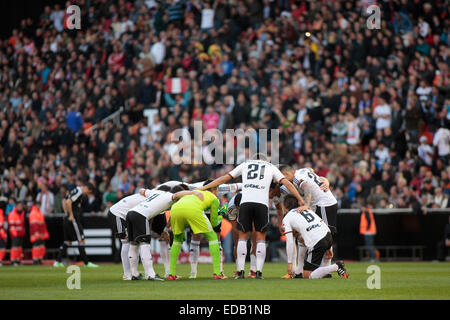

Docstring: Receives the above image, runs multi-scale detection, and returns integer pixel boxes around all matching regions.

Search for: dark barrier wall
[5,211,450,261]
[336,212,450,260]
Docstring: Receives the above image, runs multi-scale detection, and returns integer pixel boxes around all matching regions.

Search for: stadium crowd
[0,0,449,228]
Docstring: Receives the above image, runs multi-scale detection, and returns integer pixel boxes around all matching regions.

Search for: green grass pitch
[0,262,449,300]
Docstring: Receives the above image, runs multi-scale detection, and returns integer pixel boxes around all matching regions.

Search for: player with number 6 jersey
[282,194,348,279]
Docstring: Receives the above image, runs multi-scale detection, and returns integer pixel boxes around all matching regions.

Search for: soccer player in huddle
[125,184,200,280]
[282,194,348,279]
[158,180,241,279]
[280,166,337,276]
[109,187,149,280]
[168,184,224,280]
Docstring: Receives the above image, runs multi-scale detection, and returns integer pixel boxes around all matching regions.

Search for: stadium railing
[84,106,124,135]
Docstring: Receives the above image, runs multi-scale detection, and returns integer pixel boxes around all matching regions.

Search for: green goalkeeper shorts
[170,205,214,235]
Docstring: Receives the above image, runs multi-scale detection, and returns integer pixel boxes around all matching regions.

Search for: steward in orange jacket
[8,202,26,265]
[360,208,377,235]
[29,204,49,264]
[360,207,377,261]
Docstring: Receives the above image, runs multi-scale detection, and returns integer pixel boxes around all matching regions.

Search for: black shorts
[316,203,338,237]
[126,211,151,243]
[63,216,85,242]
[109,211,127,239]
[303,232,333,271]
[151,213,167,235]
[236,202,269,233]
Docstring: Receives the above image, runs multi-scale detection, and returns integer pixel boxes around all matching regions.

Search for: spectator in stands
[35,182,54,216]
[418,136,434,167]
[0,0,448,220]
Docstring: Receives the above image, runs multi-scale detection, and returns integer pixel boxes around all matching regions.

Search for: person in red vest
[0,207,6,266]
[8,202,26,266]
[360,204,377,262]
[29,202,49,265]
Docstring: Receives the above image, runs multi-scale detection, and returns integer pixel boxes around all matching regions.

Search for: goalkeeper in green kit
[168,184,225,280]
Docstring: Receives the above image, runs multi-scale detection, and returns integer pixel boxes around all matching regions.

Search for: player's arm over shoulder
[172,189,205,202]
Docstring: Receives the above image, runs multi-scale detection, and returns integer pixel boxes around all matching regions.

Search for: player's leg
[321,246,333,267]
[55,218,72,267]
[309,261,348,279]
[235,230,249,278]
[231,220,238,260]
[111,212,130,279]
[126,212,142,279]
[309,247,347,278]
[303,238,327,279]
[293,242,307,277]
[55,240,71,267]
[139,239,161,280]
[214,228,225,276]
[212,218,225,277]
[168,207,187,279]
[317,204,338,239]
[74,221,97,268]
[168,232,184,279]
[304,233,348,278]
[189,232,201,278]
[185,210,224,279]
[203,230,223,278]
[155,215,171,278]
[254,232,267,279]
[120,239,131,279]
[253,203,270,279]
[159,238,170,278]
[235,203,252,278]
[140,216,164,280]
[249,227,257,278]
[150,214,171,278]
[325,204,338,239]
[118,217,131,279]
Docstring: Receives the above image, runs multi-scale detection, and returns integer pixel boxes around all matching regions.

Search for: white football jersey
[282,208,330,248]
[110,193,148,220]
[129,190,174,220]
[293,168,337,207]
[228,160,285,207]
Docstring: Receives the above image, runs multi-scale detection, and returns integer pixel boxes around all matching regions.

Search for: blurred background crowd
[0,0,449,224]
